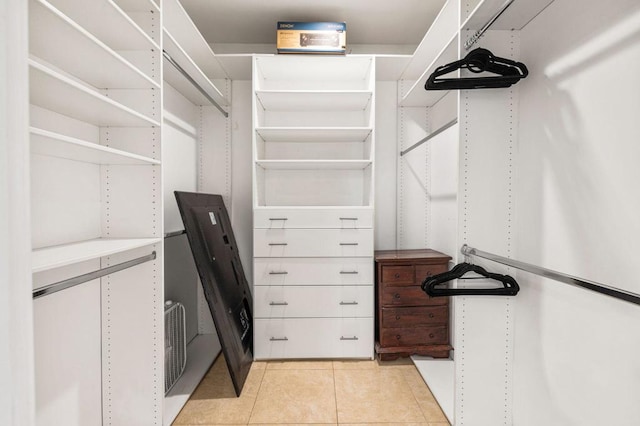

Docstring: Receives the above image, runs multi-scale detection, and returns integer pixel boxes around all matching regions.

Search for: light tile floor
[173,355,450,426]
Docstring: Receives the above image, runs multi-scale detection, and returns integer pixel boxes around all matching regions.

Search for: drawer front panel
[254,286,373,318]
[254,318,374,359]
[254,228,373,257]
[381,286,447,307]
[254,257,373,286]
[379,326,448,347]
[254,208,373,229]
[381,265,414,285]
[381,305,448,327]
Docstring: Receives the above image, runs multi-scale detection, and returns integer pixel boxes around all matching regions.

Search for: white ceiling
[180,0,447,48]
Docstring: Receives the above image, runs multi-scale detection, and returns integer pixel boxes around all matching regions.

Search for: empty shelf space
[255,90,373,111]
[32,237,161,273]
[29,59,160,127]
[400,34,458,107]
[45,0,158,51]
[256,160,372,170]
[163,30,228,107]
[30,127,160,165]
[163,0,228,81]
[462,0,556,31]
[256,127,372,143]
[30,0,158,90]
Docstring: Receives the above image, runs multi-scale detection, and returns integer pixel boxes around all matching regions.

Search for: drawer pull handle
[429,333,435,339]
[339,217,358,221]
[340,243,359,246]
[269,301,288,306]
[269,271,288,275]
[340,336,359,341]
[269,218,288,221]
[340,271,359,275]
[396,335,401,340]
[394,273,401,278]
[268,243,288,246]
[339,301,359,305]
[394,293,400,299]
[270,337,288,341]
[395,315,401,320]
[429,313,435,318]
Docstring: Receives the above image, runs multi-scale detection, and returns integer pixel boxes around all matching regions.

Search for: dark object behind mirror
[175,191,253,396]
[422,262,520,297]
[425,48,528,90]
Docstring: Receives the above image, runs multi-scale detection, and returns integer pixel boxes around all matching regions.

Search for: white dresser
[251,55,375,359]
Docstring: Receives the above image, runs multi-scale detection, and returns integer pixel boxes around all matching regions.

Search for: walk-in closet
[2,0,639,425]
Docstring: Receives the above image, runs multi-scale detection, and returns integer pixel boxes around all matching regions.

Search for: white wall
[514,0,640,424]
[0,0,35,424]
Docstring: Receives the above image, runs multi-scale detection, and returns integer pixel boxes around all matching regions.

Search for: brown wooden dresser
[374,249,452,361]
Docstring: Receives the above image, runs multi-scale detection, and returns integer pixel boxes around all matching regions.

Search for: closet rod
[32,251,157,299]
[400,118,457,156]
[165,230,186,238]
[162,50,229,118]
[464,0,515,50]
[461,244,640,306]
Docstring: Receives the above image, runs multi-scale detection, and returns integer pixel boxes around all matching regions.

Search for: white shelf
[114,0,159,13]
[30,127,160,165]
[163,29,228,107]
[462,0,556,31]
[32,237,161,273]
[29,58,160,127]
[47,0,158,51]
[162,0,228,81]
[256,127,372,143]
[400,33,458,107]
[400,0,459,81]
[412,356,454,424]
[256,90,372,111]
[30,0,159,90]
[164,334,219,426]
[256,160,372,170]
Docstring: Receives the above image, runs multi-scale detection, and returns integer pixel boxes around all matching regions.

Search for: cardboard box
[277,22,346,54]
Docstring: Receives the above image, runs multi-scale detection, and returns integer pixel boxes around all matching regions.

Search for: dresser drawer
[254,228,373,257]
[254,318,374,359]
[254,285,373,318]
[254,257,373,286]
[254,208,373,229]
[379,325,448,347]
[381,306,448,327]
[381,285,447,307]
[381,263,448,286]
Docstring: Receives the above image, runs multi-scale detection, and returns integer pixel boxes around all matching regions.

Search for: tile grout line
[402,365,430,424]
[332,361,339,425]
[247,362,268,425]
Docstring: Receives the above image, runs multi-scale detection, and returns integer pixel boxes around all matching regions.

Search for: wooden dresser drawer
[381,305,448,327]
[254,318,374,359]
[381,285,446,307]
[254,257,373,286]
[381,265,414,285]
[254,285,373,318]
[379,325,448,347]
[254,228,373,258]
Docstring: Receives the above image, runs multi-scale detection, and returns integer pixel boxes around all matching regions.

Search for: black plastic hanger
[425,48,528,90]
[421,262,520,297]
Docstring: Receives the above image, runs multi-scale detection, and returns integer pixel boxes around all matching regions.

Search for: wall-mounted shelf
[400,34,458,107]
[256,90,372,111]
[256,127,372,142]
[29,59,160,127]
[163,0,229,81]
[30,127,161,165]
[462,0,556,31]
[30,0,159,90]
[32,237,161,274]
[45,0,158,51]
[256,160,372,171]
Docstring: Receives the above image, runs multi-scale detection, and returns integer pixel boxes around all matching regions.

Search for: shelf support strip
[400,118,457,156]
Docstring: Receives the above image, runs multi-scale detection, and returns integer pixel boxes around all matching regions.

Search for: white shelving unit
[29,0,163,423]
[252,55,376,360]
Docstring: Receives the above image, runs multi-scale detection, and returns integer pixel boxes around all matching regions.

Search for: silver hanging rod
[162,50,229,118]
[164,230,186,238]
[461,244,640,306]
[33,251,157,299]
[400,118,457,156]
[464,0,515,50]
